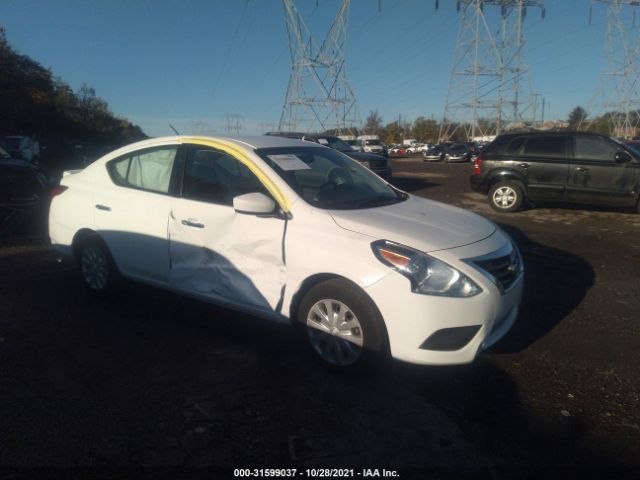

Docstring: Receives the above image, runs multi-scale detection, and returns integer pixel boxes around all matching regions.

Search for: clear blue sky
[0,0,628,137]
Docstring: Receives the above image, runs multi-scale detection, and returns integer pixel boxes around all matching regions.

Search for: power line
[439,0,545,142]
[279,0,359,133]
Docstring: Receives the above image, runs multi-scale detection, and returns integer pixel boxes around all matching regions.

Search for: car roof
[118,135,319,152]
[495,131,610,139]
[265,132,341,142]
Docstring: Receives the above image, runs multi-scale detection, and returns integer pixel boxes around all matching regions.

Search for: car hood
[329,195,496,253]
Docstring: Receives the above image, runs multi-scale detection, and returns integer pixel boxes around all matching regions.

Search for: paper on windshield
[267,154,311,171]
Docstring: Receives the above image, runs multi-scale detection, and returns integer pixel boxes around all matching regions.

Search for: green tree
[568,106,588,130]
[0,24,145,143]
[363,110,383,135]
[412,117,439,143]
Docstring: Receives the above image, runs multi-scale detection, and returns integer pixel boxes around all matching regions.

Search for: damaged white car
[49,135,524,370]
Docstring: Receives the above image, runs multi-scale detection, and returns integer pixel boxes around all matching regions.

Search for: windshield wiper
[353,195,401,208]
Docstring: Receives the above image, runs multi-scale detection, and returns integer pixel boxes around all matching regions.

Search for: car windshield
[365,139,381,146]
[256,146,406,210]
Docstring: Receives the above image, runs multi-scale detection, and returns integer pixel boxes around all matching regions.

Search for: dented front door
[168,145,287,314]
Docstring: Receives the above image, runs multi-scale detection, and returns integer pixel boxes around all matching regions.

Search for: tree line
[344,107,637,145]
[0,26,145,146]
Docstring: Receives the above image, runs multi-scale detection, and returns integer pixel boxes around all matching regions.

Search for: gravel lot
[0,157,638,477]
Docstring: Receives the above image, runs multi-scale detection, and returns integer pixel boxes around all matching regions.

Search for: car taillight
[473,157,482,175]
[50,185,68,198]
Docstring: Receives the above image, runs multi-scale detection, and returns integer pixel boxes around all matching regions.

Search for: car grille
[469,245,522,294]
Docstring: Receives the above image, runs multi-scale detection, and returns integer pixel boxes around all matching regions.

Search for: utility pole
[279,0,359,134]
[224,113,244,135]
[532,93,540,127]
[584,0,640,138]
[438,0,545,142]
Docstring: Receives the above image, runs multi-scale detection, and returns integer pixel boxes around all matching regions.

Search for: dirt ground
[0,158,638,478]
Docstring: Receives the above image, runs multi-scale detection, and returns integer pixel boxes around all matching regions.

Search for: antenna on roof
[169,124,180,135]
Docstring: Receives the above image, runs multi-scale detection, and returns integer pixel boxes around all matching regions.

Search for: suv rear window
[505,137,526,154]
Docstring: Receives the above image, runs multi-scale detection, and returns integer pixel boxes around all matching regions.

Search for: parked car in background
[406,143,425,154]
[357,135,385,156]
[343,138,365,152]
[423,145,445,162]
[265,132,391,179]
[49,135,523,370]
[471,131,640,213]
[0,144,50,217]
[393,146,408,155]
[3,135,40,163]
[444,143,473,163]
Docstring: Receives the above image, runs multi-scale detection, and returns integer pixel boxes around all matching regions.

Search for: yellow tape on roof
[180,136,290,212]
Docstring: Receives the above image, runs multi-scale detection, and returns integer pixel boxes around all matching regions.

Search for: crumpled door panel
[168,201,287,313]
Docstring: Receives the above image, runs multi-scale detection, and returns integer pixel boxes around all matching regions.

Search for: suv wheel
[489,181,524,213]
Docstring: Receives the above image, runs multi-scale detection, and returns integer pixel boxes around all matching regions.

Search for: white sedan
[49,135,523,370]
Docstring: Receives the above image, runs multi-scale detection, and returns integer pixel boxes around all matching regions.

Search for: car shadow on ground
[523,200,637,215]
[401,205,596,358]
[486,223,595,354]
[0,247,634,473]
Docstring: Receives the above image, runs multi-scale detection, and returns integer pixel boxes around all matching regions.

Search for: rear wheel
[77,236,118,293]
[488,181,524,213]
[297,278,388,371]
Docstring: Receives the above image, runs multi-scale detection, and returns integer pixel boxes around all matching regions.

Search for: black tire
[297,278,388,371]
[76,235,119,293]
[488,181,524,213]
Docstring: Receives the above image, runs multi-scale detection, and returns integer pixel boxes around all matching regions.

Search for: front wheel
[297,279,388,371]
[488,181,524,213]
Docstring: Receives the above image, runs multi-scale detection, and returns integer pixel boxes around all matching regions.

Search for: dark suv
[265,132,391,179]
[470,131,640,213]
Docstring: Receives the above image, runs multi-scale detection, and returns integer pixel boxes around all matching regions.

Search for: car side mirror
[615,151,631,163]
[233,192,276,215]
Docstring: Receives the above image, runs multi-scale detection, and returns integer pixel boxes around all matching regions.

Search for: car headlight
[371,240,482,297]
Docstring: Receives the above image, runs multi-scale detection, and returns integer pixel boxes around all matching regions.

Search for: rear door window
[522,136,567,158]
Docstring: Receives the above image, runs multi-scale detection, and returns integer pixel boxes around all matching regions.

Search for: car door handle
[518,163,529,169]
[181,219,205,229]
[95,204,111,211]
[575,167,588,172]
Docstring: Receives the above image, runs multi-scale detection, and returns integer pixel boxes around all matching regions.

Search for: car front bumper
[364,234,523,365]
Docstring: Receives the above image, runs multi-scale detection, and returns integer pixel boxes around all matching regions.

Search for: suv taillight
[473,156,482,175]
[50,185,68,198]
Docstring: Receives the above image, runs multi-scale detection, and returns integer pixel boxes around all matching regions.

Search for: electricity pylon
[439,0,544,142]
[279,0,359,134]
[583,1,640,138]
